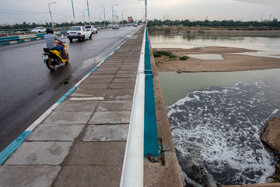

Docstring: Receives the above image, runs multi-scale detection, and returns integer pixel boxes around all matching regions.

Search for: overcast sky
[0,0,279,24]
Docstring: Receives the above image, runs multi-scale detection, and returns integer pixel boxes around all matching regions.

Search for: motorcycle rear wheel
[46,57,55,71]
[65,54,69,65]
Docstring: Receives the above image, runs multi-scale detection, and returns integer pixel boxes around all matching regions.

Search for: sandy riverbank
[153,46,280,72]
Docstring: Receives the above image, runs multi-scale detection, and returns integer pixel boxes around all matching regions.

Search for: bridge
[0,26,183,186]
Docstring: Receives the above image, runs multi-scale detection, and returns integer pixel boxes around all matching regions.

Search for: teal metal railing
[144,28,159,157]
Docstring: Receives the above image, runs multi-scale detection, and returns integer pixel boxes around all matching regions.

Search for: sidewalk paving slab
[97,100,132,111]
[65,142,125,165]
[0,166,60,187]
[4,142,72,165]
[93,69,119,75]
[112,77,136,83]
[72,89,106,97]
[88,74,115,79]
[44,111,92,124]
[79,83,109,90]
[27,124,84,141]
[104,88,134,100]
[55,100,99,112]
[83,125,129,141]
[82,78,113,84]
[89,111,131,125]
[115,73,137,78]
[109,82,135,89]
[54,166,122,187]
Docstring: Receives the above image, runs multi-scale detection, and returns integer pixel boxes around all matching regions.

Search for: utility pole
[100,6,106,26]
[112,4,118,23]
[71,0,76,24]
[87,0,90,23]
[145,0,147,24]
[48,2,56,30]
[167,14,170,27]
[115,10,118,22]
[122,10,126,26]
[83,9,88,24]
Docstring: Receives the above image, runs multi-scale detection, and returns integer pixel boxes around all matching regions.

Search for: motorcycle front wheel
[46,57,56,71]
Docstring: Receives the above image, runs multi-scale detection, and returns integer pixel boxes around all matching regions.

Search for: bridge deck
[0,27,182,187]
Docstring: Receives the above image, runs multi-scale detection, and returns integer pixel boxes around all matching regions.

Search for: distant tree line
[148,19,280,30]
[0,20,131,30]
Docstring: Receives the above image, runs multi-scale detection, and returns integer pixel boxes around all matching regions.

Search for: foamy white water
[167,78,279,186]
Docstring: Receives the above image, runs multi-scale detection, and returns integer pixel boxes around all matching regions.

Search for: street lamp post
[114,10,118,21]
[83,9,88,24]
[48,2,56,30]
[112,4,118,23]
[100,6,106,26]
[122,10,126,26]
[71,0,75,24]
[86,0,90,23]
[145,0,147,24]
[138,0,147,24]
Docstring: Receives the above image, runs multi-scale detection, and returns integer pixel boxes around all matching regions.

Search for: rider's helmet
[46,28,54,34]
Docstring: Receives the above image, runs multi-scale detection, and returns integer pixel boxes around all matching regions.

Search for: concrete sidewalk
[0,26,183,187]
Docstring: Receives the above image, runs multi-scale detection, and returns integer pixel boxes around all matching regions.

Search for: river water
[149,33,280,186]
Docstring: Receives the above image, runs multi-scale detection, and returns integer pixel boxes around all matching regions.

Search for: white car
[85,25,98,34]
[66,26,92,42]
[112,24,119,29]
[31,27,46,33]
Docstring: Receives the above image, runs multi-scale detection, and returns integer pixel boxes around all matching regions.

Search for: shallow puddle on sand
[187,54,224,60]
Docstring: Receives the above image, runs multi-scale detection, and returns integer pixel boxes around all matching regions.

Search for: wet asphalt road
[0,26,139,151]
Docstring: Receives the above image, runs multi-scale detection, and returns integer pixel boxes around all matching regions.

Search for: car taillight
[66,33,69,35]
[78,33,81,35]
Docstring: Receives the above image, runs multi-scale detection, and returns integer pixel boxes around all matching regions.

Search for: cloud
[1,0,280,24]
[234,0,280,6]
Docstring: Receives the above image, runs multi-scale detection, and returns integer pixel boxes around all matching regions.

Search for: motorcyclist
[44,28,66,59]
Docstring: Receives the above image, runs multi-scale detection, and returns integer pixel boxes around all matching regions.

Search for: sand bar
[154,46,280,72]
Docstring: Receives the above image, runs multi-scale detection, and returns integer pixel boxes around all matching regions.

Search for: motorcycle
[42,41,69,70]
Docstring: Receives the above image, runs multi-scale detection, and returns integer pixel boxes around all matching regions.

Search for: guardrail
[0,36,20,42]
[0,31,68,46]
[0,27,71,37]
[120,26,146,187]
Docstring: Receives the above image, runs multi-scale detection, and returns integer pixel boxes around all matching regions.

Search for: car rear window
[69,27,81,31]
[85,26,91,28]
